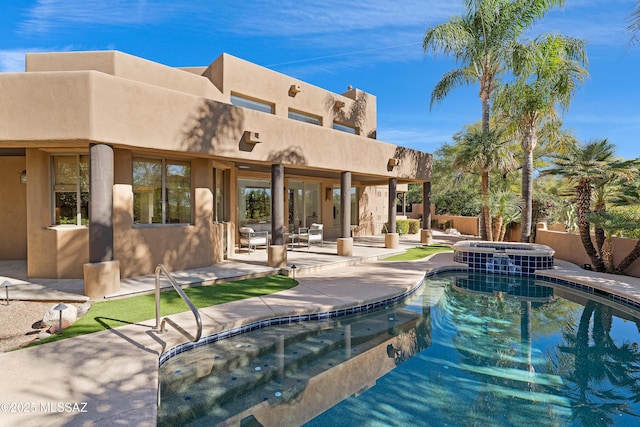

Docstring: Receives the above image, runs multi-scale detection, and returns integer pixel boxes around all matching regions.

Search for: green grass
[31,274,296,347]
[382,244,452,261]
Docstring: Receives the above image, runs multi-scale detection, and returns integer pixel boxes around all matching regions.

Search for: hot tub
[452,241,555,275]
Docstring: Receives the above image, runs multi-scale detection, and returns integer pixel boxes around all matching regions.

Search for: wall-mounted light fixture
[334,100,345,109]
[289,84,302,97]
[388,158,401,168]
[325,187,332,201]
[20,170,27,184]
[243,131,262,144]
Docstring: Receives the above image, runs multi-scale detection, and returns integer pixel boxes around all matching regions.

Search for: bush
[408,219,420,234]
[397,219,410,235]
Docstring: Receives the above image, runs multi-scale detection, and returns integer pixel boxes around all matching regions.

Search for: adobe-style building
[0,50,432,297]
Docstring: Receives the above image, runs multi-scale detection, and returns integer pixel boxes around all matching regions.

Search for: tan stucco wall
[0,157,27,259]
[537,229,640,277]
[205,54,377,138]
[1,53,431,182]
[26,149,89,278]
[112,149,227,278]
[26,50,224,101]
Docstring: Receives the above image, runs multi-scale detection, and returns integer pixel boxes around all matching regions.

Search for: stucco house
[0,50,432,297]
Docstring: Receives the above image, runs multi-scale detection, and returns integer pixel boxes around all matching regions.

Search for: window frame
[132,157,192,226]
[230,93,274,114]
[51,153,89,227]
[333,122,358,134]
[288,109,322,126]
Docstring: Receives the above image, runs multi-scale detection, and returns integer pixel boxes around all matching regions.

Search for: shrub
[397,219,410,235]
[408,219,420,234]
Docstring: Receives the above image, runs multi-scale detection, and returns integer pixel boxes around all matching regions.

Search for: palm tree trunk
[602,237,614,274]
[576,181,605,272]
[481,170,493,241]
[594,201,606,257]
[520,136,534,243]
[481,97,491,241]
[615,239,640,274]
[493,214,503,242]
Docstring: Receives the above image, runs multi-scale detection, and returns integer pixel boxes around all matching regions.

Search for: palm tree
[452,123,519,241]
[628,1,640,45]
[494,34,588,242]
[423,0,564,240]
[545,139,638,273]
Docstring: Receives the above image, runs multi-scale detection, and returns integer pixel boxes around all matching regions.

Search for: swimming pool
[158,272,640,426]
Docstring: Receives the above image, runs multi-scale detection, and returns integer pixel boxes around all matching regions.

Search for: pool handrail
[154,264,202,343]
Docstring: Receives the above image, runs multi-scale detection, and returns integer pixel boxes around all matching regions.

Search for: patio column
[423,181,432,229]
[421,181,433,244]
[386,177,399,248]
[269,164,286,267]
[337,171,353,256]
[84,143,120,299]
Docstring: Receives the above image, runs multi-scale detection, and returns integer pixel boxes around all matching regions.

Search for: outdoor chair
[299,223,323,248]
[238,227,269,253]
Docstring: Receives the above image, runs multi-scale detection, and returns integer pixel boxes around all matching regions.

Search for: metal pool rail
[154,264,202,343]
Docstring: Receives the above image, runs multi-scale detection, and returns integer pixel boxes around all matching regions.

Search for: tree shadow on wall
[179,99,246,155]
[393,146,432,180]
[267,145,308,165]
[325,91,376,139]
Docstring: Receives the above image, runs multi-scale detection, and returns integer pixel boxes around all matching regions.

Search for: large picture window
[52,154,89,226]
[238,178,271,226]
[133,158,191,224]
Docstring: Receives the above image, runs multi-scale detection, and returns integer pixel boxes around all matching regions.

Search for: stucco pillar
[85,143,120,298]
[386,177,399,249]
[89,144,114,262]
[270,164,286,267]
[271,164,285,245]
[420,181,433,244]
[338,171,353,256]
[423,181,432,229]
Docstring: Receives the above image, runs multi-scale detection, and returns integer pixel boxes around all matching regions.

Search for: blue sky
[1,0,638,159]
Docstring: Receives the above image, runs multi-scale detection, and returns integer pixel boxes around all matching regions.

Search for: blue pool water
[158,272,640,426]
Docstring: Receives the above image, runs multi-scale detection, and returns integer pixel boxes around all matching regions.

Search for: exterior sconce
[334,100,345,109]
[20,170,27,184]
[289,85,301,97]
[243,131,262,144]
[325,187,332,201]
[388,158,401,168]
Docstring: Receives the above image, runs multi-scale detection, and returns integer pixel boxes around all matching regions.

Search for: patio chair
[238,227,269,253]
[299,223,323,248]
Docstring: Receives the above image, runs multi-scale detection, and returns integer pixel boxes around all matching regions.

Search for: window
[133,158,191,224]
[238,178,271,226]
[213,168,227,222]
[52,154,89,226]
[332,186,358,226]
[333,122,357,134]
[289,110,321,126]
[288,181,320,230]
[230,94,274,114]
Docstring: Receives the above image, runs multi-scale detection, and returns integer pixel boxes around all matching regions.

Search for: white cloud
[219,0,462,38]
[378,127,453,151]
[20,0,190,34]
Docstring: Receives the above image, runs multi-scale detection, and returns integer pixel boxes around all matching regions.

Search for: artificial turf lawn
[32,274,297,346]
[382,244,452,261]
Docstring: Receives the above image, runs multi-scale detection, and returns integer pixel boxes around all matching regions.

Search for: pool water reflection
[158,272,640,426]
